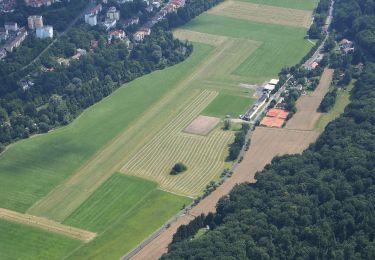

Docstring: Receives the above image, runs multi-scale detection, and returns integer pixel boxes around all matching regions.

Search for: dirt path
[286,69,334,130]
[0,208,96,242]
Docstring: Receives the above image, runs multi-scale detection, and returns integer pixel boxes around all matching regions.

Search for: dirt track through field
[208,0,313,28]
[286,68,334,130]
[0,208,96,242]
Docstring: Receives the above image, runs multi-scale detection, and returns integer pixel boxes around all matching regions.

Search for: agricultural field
[0,219,81,260]
[121,91,234,196]
[66,188,190,260]
[238,0,318,10]
[315,82,354,132]
[202,93,252,118]
[208,1,313,28]
[181,13,313,83]
[63,174,158,232]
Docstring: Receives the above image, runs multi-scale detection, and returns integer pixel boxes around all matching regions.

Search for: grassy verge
[202,93,253,118]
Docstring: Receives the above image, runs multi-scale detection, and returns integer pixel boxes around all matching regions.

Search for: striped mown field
[121,90,233,196]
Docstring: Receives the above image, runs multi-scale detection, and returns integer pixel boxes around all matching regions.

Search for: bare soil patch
[0,208,96,242]
[286,68,334,130]
[208,0,313,28]
[183,115,220,136]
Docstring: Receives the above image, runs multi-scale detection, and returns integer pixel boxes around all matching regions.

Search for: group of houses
[0,15,53,60]
[339,39,354,54]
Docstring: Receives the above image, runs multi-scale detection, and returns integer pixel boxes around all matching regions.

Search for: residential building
[108,29,126,42]
[36,25,53,39]
[0,49,7,60]
[4,22,17,31]
[107,6,120,21]
[133,27,151,42]
[4,27,27,52]
[28,15,43,29]
[88,4,102,15]
[123,17,139,28]
[85,14,97,26]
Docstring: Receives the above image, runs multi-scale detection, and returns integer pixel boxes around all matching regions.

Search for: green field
[202,93,252,117]
[238,0,318,10]
[0,43,213,214]
[182,14,312,83]
[66,188,190,259]
[0,219,81,260]
[315,83,354,132]
[64,174,158,232]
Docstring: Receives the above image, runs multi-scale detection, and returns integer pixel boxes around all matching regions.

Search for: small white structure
[269,79,279,85]
[264,84,275,91]
[36,25,53,39]
[4,22,18,31]
[103,19,117,30]
[85,14,98,26]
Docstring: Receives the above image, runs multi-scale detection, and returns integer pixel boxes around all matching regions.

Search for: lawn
[315,83,354,133]
[63,174,157,232]
[0,43,213,214]
[0,219,81,260]
[182,14,312,83]
[238,0,318,10]
[66,188,191,259]
[202,93,253,118]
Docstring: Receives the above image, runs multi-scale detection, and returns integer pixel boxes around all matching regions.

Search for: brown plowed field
[0,208,96,242]
[286,68,334,130]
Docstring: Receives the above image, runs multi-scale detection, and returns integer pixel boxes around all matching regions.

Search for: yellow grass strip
[0,208,96,242]
[173,29,229,46]
[208,0,313,28]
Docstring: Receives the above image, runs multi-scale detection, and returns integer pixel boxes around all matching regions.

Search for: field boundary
[0,208,96,242]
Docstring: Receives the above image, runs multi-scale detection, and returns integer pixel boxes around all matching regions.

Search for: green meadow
[202,93,253,118]
[182,14,312,83]
[238,0,318,10]
[66,186,190,259]
[0,219,81,260]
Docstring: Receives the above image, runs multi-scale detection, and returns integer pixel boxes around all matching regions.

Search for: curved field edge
[0,43,214,213]
[0,219,81,260]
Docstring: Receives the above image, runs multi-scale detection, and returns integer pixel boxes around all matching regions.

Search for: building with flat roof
[36,25,53,39]
[28,15,43,29]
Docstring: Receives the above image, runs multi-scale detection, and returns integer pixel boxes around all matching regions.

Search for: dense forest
[162,0,375,259]
[0,0,223,151]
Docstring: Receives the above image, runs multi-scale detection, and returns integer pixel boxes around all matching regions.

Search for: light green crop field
[0,43,213,214]
[66,189,190,259]
[63,174,157,232]
[238,0,318,10]
[202,93,253,118]
[182,14,312,83]
[0,219,81,260]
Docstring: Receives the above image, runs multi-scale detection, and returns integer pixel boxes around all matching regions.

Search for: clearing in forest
[208,0,313,28]
[121,91,234,197]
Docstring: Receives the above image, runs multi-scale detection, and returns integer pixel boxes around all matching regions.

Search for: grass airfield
[0,0,317,258]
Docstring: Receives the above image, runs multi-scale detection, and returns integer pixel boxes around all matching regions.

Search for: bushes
[227,123,249,161]
[319,88,338,112]
[170,163,187,175]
